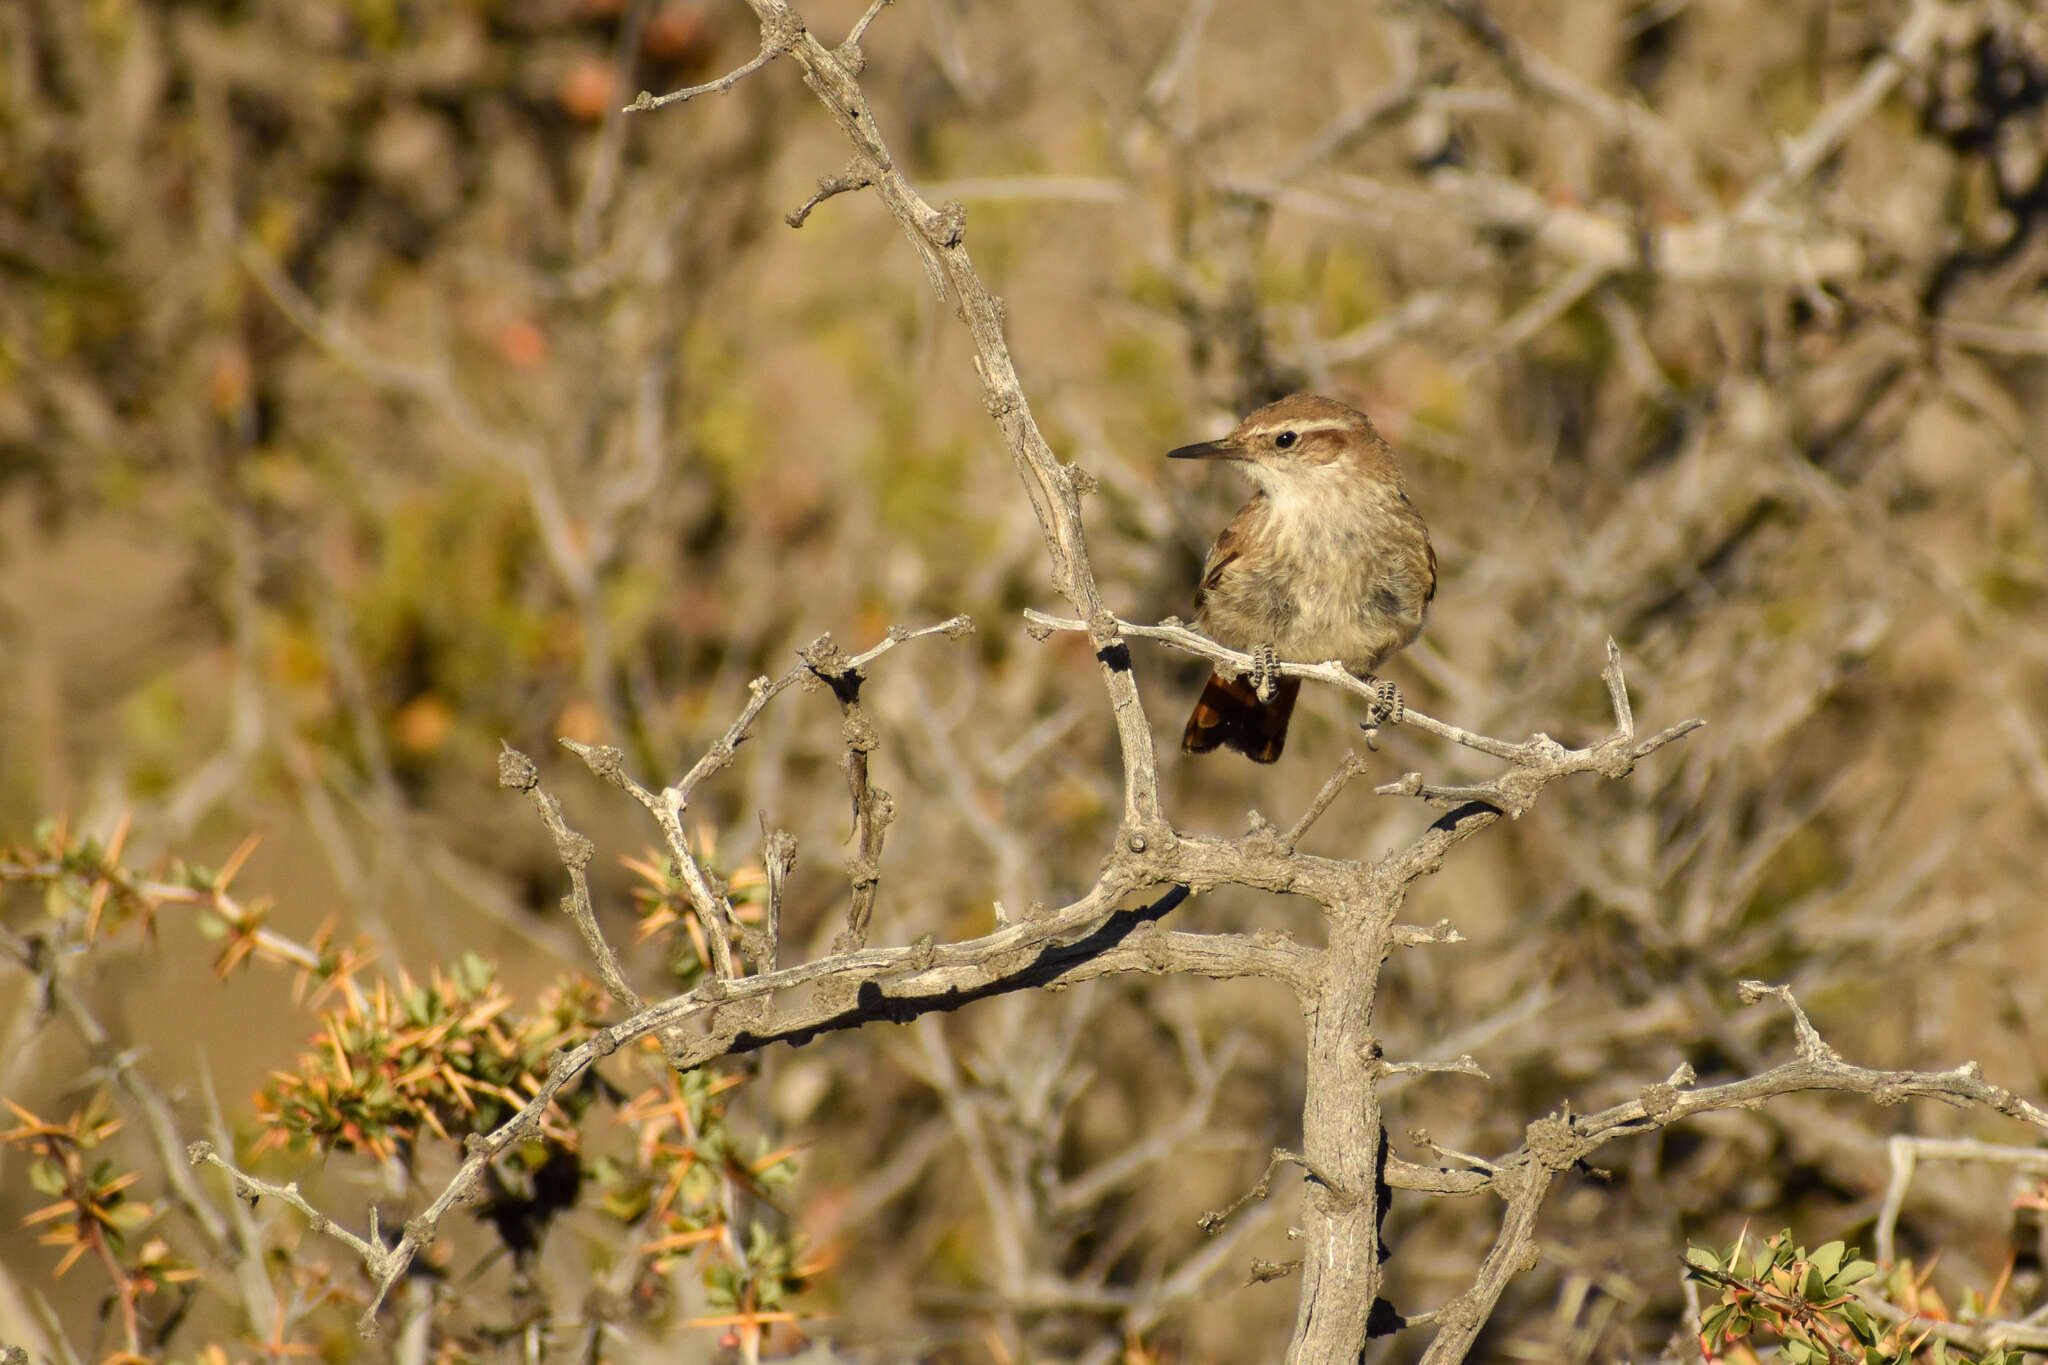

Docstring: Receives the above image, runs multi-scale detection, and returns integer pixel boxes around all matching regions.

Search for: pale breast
[1199,482,1431,674]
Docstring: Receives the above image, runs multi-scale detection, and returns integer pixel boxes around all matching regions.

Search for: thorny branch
[198,598,1696,1342]
[194,864,1302,1329]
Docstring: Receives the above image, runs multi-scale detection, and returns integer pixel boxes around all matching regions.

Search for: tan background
[4,0,2048,1358]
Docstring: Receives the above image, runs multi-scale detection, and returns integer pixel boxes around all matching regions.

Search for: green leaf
[455,951,495,995]
[28,1158,68,1197]
[746,1220,778,1262]
[1836,1258,1878,1286]
[704,1263,741,1309]
[1685,1245,1722,1272]
[106,1199,153,1230]
[1810,1240,1846,1281]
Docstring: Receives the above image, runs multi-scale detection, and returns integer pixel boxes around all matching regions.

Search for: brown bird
[1170,393,1436,762]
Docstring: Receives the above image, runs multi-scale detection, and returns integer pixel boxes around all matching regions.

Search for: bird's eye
[1274,431,1297,448]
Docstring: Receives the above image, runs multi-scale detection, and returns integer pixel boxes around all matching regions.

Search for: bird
[1169,393,1436,762]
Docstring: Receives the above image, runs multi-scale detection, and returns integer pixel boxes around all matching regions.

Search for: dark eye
[1274,431,1297,448]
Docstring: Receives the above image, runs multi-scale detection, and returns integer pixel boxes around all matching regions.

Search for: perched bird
[1170,393,1436,762]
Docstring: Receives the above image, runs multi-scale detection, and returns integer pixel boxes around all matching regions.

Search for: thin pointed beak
[1166,438,1241,461]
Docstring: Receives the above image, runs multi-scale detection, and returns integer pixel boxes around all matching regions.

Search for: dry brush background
[4,0,2048,1359]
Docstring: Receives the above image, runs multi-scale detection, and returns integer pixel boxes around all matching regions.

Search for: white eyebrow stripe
[1246,417,1356,437]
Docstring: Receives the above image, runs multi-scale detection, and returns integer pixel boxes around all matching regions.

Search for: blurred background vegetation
[4,0,2048,1359]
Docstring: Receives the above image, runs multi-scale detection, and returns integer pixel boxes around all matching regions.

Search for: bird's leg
[1355,676,1405,748]
[1368,678,1404,727]
[1250,644,1279,704]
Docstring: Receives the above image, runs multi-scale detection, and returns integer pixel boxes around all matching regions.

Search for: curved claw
[1357,679,1405,749]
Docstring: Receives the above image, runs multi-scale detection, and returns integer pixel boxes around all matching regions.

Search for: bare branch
[1852,1286,2048,1355]
[1282,751,1371,850]
[559,737,742,983]
[722,0,1169,834]
[1423,0,1711,212]
[625,34,790,113]
[797,633,897,953]
[1736,0,1948,218]
[1738,978,1842,1064]
[1217,170,1864,286]
[1405,982,2048,1362]
[758,816,797,974]
[1140,0,1217,126]
[1876,1134,2048,1267]
[1273,18,1427,182]
[497,745,646,1013]
[1023,609,1705,776]
[188,1141,400,1289]
[785,162,876,228]
[1451,258,1611,378]
[1198,1147,1325,1234]
[672,616,973,810]
[1377,1054,1488,1082]
[843,0,894,52]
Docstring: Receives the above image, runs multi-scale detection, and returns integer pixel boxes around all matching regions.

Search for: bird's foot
[1250,644,1280,704]
[1357,678,1405,748]
[1368,678,1404,728]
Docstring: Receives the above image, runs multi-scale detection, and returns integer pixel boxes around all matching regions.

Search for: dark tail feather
[1183,673,1300,763]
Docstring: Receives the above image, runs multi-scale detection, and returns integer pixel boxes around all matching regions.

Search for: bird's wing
[1397,490,1437,609]
[1422,529,1438,609]
[1195,494,1268,613]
